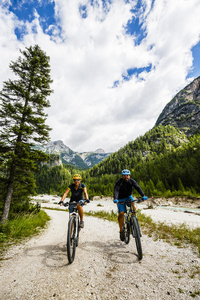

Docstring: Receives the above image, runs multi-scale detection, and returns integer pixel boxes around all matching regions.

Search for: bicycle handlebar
[58,199,90,207]
[114,197,148,205]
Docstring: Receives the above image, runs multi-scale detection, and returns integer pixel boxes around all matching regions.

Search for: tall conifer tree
[0,45,53,224]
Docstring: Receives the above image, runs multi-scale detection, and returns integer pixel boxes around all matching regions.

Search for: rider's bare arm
[83,187,89,202]
[60,188,70,204]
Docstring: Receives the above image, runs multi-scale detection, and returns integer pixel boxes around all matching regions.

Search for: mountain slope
[88,76,200,177]
[36,140,111,169]
[88,125,189,177]
[155,76,200,135]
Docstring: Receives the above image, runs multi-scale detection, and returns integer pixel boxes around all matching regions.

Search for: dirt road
[0,205,199,300]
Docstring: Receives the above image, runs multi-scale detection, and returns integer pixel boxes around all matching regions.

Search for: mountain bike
[62,199,90,264]
[114,197,144,260]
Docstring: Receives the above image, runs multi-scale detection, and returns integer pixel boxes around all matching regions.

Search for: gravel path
[0,197,200,300]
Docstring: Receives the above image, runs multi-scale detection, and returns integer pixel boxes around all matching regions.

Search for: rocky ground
[0,196,199,299]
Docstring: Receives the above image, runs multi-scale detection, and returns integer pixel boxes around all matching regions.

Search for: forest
[34,125,200,199]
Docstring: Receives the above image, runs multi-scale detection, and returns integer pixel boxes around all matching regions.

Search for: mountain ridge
[155,76,200,135]
[36,140,111,169]
[87,76,200,177]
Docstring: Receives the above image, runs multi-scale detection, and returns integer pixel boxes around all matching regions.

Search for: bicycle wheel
[67,216,77,264]
[76,218,80,247]
[131,216,143,260]
[123,215,130,244]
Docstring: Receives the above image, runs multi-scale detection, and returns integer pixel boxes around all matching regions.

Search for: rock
[156,76,200,136]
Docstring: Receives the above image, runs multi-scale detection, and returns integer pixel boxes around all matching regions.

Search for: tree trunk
[1,164,15,224]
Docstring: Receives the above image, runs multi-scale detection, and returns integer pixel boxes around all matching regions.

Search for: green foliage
[0,210,50,255]
[85,210,118,222]
[34,164,85,196]
[87,125,188,177]
[0,45,53,222]
[84,126,200,198]
[133,133,200,196]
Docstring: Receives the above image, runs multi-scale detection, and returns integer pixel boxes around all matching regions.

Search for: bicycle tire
[76,219,80,247]
[131,216,143,260]
[67,216,77,264]
[123,215,130,244]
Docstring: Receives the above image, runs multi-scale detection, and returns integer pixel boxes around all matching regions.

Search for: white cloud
[0,0,200,152]
[0,6,21,87]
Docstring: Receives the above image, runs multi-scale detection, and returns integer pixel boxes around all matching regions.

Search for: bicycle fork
[131,216,142,237]
[124,213,130,229]
[75,216,79,242]
[69,214,79,240]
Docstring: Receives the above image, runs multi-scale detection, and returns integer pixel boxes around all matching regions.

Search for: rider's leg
[117,200,126,232]
[129,195,136,213]
[118,211,124,232]
[131,202,136,213]
[77,205,84,221]
[117,199,126,240]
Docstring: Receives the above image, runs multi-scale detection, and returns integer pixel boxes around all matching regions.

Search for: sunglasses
[74,179,80,182]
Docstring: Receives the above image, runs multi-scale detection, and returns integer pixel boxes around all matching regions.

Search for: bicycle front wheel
[131,216,143,260]
[67,216,77,264]
[76,219,80,247]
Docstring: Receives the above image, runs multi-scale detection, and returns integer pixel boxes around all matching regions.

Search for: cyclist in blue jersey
[114,169,148,241]
[60,174,89,228]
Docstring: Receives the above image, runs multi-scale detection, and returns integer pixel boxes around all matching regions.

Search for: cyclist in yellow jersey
[60,174,89,228]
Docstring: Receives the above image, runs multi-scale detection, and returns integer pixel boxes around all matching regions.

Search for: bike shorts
[69,200,84,213]
[117,195,134,213]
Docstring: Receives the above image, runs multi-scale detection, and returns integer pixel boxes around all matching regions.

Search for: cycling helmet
[121,169,131,175]
[73,174,82,180]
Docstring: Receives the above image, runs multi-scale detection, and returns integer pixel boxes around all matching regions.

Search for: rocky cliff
[37,140,111,169]
[155,76,200,135]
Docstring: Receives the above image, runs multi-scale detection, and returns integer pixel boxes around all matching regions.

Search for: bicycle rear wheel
[131,216,143,260]
[123,216,130,244]
[67,216,77,264]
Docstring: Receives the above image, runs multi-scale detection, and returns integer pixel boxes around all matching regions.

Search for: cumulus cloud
[0,0,200,152]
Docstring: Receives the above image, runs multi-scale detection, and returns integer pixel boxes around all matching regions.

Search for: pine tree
[0,45,53,224]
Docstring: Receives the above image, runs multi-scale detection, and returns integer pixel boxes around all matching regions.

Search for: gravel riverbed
[0,196,199,299]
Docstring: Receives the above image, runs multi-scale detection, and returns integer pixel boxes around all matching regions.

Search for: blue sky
[187,42,200,79]
[1,0,200,152]
[7,0,58,39]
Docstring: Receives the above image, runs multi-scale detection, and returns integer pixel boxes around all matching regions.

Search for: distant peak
[46,140,71,152]
[95,148,105,153]
[52,140,64,145]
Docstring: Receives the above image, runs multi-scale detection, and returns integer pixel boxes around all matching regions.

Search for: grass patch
[85,210,118,222]
[85,209,200,255]
[189,265,200,279]
[42,206,68,212]
[190,290,200,298]
[0,210,50,257]
[138,210,200,255]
